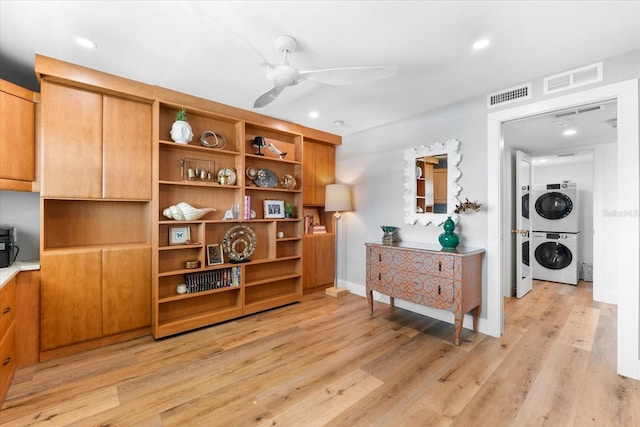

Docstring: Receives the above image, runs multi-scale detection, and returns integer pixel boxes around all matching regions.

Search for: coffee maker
[0,227,19,268]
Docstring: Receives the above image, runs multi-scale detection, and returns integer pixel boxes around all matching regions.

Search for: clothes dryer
[532,232,579,285]
[532,182,579,232]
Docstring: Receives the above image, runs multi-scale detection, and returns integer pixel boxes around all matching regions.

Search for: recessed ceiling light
[473,39,490,50]
[309,111,319,119]
[563,129,577,136]
[76,37,96,49]
[333,120,344,127]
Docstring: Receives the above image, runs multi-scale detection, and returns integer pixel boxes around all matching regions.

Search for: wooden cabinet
[0,277,16,404]
[0,79,37,192]
[302,138,337,293]
[365,242,484,345]
[41,81,152,199]
[303,140,335,206]
[152,101,304,338]
[40,246,151,357]
[40,250,102,351]
[102,246,151,336]
[37,58,154,360]
[302,233,335,294]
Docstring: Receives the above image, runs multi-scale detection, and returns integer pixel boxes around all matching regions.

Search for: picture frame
[207,244,224,266]
[169,226,190,245]
[263,199,285,219]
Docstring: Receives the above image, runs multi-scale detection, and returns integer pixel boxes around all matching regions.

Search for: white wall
[337,49,640,345]
[0,190,40,261]
[337,98,490,331]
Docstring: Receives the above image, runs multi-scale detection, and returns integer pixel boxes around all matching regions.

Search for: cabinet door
[0,87,35,182]
[103,96,152,200]
[314,233,335,287]
[314,142,335,205]
[41,82,103,198]
[302,141,316,205]
[102,246,151,335]
[40,250,102,350]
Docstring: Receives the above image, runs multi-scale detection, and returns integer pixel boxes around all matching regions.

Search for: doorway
[486,79,640,379]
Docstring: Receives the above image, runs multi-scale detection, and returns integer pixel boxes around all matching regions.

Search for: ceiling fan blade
[299,66,397,86]
[253,86,286,108]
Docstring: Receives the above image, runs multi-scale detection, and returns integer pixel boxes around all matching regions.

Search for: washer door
[534,242,572,270]
[535,192,573,220]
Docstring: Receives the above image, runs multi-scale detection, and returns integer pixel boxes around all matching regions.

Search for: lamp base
[325,287,349,298]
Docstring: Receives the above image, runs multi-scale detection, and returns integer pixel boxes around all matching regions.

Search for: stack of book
[184,267,241,293]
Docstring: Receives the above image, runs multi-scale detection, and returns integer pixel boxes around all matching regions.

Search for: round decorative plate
[222,224,257,262]
[246,167,258,182]
[280,174,297,190]
[217,167,237,185]
[253,168,278,188]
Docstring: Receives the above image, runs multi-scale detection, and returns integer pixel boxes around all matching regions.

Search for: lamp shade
[325,184,352,212]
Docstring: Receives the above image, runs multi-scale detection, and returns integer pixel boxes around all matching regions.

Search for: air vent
[543,62,603,95]
[487,83,532,108]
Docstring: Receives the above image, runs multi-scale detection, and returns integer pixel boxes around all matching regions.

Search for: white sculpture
[163,202,215,221]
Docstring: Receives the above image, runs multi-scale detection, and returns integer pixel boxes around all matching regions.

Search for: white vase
[170,120,193,144]
[416,166,422,178]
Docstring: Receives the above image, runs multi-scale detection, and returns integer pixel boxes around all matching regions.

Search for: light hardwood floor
[2,280,639,426]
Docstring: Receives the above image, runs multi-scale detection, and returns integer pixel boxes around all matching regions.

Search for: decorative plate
[246,167,258,182]
[217,167,237,185]
[222,224,257,263]
[253,168,278,188]
[280,174,297,190]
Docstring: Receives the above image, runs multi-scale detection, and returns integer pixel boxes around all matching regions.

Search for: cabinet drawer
[370,269,454,310]
[0,278,16,338]
[0,322,16,392]
[368,247,455,278]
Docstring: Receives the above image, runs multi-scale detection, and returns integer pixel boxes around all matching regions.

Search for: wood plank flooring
[2,280,639,426]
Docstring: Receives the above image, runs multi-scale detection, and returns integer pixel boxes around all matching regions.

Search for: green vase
[438,217,460,251]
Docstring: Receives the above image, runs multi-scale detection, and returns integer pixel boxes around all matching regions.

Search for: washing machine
[532,181,579,232]
[532,232,579,285]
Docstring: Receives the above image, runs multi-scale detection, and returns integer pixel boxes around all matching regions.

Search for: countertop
[0,261,40,289]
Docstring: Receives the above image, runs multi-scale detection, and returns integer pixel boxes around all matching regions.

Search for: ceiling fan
[253,35,397,108]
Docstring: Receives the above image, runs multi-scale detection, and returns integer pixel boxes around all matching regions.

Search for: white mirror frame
[403,138,462,226]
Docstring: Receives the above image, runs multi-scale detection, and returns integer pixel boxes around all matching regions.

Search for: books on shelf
[184,267,241,294]
[312,225,326,234]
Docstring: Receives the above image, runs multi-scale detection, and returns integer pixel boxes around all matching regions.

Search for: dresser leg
[367,290,373,315]
[454,311,463,346]
[472,306,480,332]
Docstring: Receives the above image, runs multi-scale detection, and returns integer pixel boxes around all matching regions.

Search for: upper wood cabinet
[41,81,152,199]
[0,79,37,191]
[303,140,335,206]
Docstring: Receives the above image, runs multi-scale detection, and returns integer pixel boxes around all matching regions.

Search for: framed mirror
[403,139,461,226]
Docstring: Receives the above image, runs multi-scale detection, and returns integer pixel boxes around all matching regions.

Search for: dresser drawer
[368,246,455,278]
[0,277,16,338]
[370,268,454,310]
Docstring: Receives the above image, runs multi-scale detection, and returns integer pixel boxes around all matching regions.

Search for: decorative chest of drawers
[365,242,484,345]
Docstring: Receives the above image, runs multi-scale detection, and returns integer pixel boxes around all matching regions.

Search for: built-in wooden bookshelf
[153,101,304,338]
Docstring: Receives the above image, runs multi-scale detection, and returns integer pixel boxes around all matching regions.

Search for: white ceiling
[503,100,618,155]
[1,1,639,137]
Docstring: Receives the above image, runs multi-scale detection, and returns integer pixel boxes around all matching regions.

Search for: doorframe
[486,79,639,379]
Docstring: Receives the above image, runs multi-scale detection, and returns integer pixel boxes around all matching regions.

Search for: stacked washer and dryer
[531,181,580,285]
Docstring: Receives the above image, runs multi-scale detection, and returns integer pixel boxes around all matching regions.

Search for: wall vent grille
[487,83,531,108]
[543,62,603,95]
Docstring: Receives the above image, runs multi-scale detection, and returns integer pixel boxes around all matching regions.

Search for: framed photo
[207,244,224,266]
[264,199,285,219]
[169,226,190,245]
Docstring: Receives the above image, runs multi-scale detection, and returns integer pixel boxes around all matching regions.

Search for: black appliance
[0,227,19,268]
